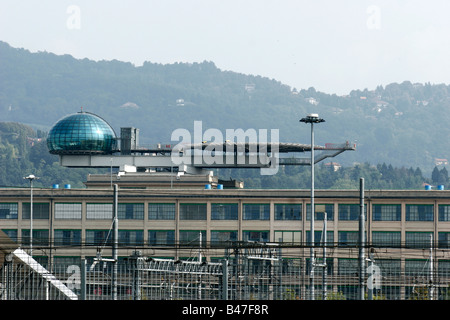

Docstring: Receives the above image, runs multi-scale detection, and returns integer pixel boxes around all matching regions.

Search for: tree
[441,167,449,185]
[431,166,448,186]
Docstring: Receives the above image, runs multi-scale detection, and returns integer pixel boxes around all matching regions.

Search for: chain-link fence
[2,244,450,300]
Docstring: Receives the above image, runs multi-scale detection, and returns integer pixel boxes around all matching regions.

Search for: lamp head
[24,174,39,181]
[300,113,325,123]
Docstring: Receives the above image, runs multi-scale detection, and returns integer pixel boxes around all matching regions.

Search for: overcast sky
[1,0,449,95]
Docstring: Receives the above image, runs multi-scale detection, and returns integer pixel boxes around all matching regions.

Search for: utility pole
[322,212,327,300]
[112,184,118,300]
[199,231,203,262]
[429,233,434,300]
[359,178,365,300]
[300,113,325,300]
[199,231,203,300]
[367,248,374,300]
[24,174,39,256]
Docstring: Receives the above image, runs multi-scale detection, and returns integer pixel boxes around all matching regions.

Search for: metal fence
[2,244,450,300]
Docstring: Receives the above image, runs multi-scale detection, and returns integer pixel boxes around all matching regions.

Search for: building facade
[2,186,450,258]
[3,184,450,300]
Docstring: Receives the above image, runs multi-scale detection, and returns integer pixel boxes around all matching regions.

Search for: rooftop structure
[47,111,117,155]
[48,112,355,176]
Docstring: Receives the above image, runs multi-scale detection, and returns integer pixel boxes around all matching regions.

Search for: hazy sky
[1,0,449,95]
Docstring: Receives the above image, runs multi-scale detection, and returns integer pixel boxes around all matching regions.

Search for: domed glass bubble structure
[47,111,117,155]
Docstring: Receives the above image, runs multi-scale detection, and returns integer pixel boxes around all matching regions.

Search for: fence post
[81,259,86,300]
[4,254,13,299]
[131,251,142,300]
[222,259,228,300]
[45,280,49,300]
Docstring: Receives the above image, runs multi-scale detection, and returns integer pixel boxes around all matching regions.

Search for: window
[211,203,238,220]
[148,230,175,246]
[275,230,301,244]
[336,286,358,300]
[0,203,18,219]
[376,259,402,277]
[211,231,238,246]
[179,230,206,247]
[406,204,434,221]
[338,231,359,246]
[119,230,144,246]
[243,204,270,220]
[179,204,207,220]
[438,260,450,277]
[148,203,175,220]
[242,231,269,242]
[338,204,366,221]
[275,204,301,220]
[118,203,144,220]
[338,258,358,275]
[34,256,48,267]
[54,229,81,246]
[372,204,401,221]
[439,232,450,248]
[22,203,50,219]
[2,229,17,242]
[439,205,450,221]
[306,204,334,221]
[405,232,433,248]
[438,262,450,298]
[306,231,334,246]
[55,203,82,220]
[86,230,112,246]
[372,231,401,248]
[22,229,49,246]
[305,257,334,276]
[87,203,113,220]
[54,256,81,266]
[404,260,431,300]
[405,259,428,275]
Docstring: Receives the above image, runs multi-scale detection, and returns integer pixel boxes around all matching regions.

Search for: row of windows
[0,203,296,220]
[2,202,450,221]
[4,229,450,248]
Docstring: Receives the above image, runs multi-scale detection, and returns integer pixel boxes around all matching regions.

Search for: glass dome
[47,111,117,155]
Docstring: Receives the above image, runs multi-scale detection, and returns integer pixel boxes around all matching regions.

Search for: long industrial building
[2,180,450,299]
[1,181,449,259]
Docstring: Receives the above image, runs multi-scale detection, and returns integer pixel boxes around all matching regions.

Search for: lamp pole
[24,174,39,256]
[300,114,325,300]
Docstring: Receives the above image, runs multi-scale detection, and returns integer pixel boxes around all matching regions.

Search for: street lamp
[24,174,39,256]
[300,113,325,300]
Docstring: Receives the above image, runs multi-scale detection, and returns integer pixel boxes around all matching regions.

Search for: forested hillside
[1,40,450,179]
[0,122,104,188]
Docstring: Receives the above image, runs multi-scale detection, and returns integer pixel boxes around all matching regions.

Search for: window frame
[275,203,301,220]
[243,204,270,220]
[148,203,175,220]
